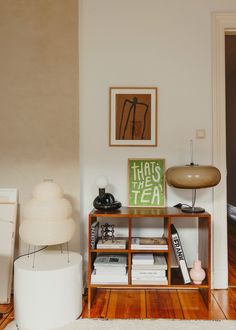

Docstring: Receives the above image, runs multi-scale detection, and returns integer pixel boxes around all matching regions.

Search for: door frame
[212,13,236,288]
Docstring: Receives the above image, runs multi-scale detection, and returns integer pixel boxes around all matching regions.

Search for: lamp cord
[14,245,49,262]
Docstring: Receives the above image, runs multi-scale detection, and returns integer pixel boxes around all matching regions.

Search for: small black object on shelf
[93,188,121,210]
[93,176,122,211]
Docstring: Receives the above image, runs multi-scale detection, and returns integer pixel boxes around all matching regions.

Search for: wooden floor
[228,217,236,286]
[1,288,236,329]
[81,288,236,320]
[1,218,236,328]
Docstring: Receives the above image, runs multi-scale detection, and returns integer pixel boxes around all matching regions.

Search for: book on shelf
[90,221,99,249]
[171,224,191,284]
[132,277,168,285]
[91,269,128,284]
[95,267,127,275]
[131,237,168,250]
[94,254,127,268]
[96,239,126,249]
[132,253,154,265]
[132,254,167,270]
[132,269,166,277]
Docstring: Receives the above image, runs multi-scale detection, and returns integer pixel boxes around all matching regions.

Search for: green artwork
[128,159,165,207]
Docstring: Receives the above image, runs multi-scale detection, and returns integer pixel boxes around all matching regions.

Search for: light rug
[5,319,236,330]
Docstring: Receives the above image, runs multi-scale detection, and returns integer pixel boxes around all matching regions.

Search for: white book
[132,276,168,285]
[91,270,128,284]
[131,245,168,250]
[132,269,166,277]
[132,254,167,269]
[132,275,167,280]
[97,239,126,249]
[94,254,127,267]
[132,264,167,271]
[131,237,168,250]
[132,253,154,265]
[171,224,191,284]
[95,267,127,275]
[132,278,168,285]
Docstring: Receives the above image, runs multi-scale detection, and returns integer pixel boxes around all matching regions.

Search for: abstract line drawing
[118,97,149,140]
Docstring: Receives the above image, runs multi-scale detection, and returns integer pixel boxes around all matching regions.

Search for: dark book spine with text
[171,224,191,284]
[91,221,99,249]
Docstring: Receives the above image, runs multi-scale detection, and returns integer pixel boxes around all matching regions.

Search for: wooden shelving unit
[88,207,211,312]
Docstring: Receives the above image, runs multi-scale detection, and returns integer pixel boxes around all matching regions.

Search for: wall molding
[212,13,236,288]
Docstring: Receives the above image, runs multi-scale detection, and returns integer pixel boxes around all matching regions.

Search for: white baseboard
[213,269,228,289]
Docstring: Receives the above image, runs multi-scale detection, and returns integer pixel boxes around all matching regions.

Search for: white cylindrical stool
[14,250,82,330]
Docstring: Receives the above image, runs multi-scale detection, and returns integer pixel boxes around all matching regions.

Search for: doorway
[225,33,236,286]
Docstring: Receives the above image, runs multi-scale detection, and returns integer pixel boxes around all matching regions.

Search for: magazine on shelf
[90,221,99,249]
[132,274,167,281]
[94,254,127,267]
[132,269,166,277]
[171,224,191,284]
[132,277,168,285]
[95,267,127,275]
[132,253,154,264]
[91,269,128,284]
[131,237,168,250]
[97,239,126,249]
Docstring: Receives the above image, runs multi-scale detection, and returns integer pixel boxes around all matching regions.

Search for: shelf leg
[88,287,97,317]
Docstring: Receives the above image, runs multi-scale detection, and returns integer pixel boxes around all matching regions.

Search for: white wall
[79,0,236,287]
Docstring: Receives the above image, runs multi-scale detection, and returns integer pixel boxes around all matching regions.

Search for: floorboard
[212,288,236,319]
[106,290,146,319]
[81,289,110,318]
[146,289,183,319]
[177,290,210,320]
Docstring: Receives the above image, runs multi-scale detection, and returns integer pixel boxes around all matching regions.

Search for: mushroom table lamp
[166,164,221,213]
[93,176,122,211]
[19,180,75,246]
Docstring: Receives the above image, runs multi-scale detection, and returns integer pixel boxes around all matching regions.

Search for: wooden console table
[87,207,211,312]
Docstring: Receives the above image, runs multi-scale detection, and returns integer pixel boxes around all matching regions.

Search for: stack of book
[96,239,126,249]
[91,254,128,284]
[131,237,168,250]
[132,253,168,285]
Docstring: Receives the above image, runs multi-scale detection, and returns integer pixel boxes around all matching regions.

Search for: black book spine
[91,221,99,249]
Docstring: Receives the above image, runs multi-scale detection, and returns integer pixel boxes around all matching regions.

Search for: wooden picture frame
[128,158,165,207]
[109,87,157,146]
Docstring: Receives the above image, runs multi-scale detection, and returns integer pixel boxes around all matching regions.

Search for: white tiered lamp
[19,179,75,247]
[14,180,82,330]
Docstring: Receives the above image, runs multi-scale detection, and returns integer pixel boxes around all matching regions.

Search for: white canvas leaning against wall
[0,189,17,304]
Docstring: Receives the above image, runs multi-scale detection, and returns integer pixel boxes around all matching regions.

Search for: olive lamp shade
[19,181,75,246]
[166,165,221,189]
[166,164,221,213]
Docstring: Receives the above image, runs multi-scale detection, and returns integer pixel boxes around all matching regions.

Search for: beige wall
[0,0,80,253]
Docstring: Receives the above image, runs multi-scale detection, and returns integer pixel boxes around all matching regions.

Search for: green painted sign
[128,159,165,207]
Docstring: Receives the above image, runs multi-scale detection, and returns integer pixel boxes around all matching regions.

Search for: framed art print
[109,87,157,146]
[128,158,165,207]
